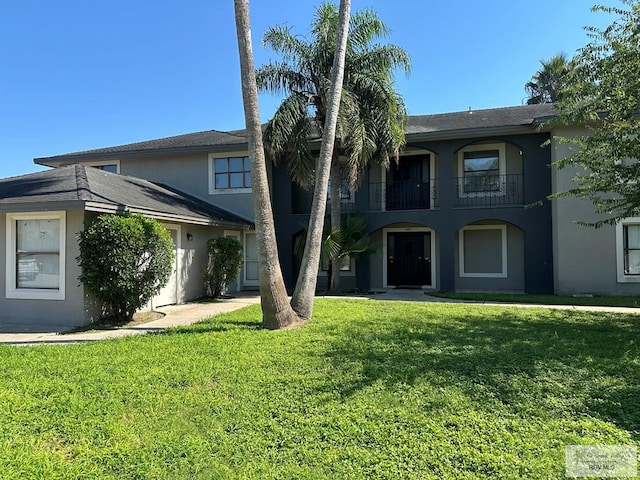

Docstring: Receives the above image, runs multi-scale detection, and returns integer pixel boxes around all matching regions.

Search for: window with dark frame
[463,149,500,193]
[214,156,252,190]
[94,164,118,173]
[623,224,640,275]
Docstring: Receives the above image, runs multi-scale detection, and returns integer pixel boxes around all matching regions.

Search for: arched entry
[382,225,436,288]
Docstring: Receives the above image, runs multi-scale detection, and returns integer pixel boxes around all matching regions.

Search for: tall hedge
[77,213,174,319]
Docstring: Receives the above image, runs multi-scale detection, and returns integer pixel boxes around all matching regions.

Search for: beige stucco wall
[551,126,640,295]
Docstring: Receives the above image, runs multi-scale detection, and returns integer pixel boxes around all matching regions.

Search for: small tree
[77,213,174,320]
[205,236,243,298]
[552,1,640,226]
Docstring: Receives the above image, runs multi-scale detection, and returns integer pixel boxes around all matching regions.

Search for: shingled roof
[406,103,556,137]
[34,104,556,165]
[0,165,252,227]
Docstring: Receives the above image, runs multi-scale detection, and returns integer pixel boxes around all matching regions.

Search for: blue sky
[0,0,622,178]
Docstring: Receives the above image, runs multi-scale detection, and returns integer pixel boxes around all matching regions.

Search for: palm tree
[234,0,352,323]
[233,0,298,329]
[525,53,572,104]
[257,3,409,292]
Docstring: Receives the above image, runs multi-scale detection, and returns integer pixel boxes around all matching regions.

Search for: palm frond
[256,63,312,96]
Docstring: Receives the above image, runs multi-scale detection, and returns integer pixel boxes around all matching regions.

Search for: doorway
[386,231,431,287]
[386,155,430,210]
[153,226,179,307]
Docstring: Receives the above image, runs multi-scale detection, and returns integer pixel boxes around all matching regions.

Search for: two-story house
[1,103,638,331]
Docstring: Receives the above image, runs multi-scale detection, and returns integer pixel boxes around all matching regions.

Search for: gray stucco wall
[0,209,91,332]
[121,153,256,221]
[551,127,640,295]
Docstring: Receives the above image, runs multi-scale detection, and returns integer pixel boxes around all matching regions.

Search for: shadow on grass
[317,307,640,437]
[164,319,263,335]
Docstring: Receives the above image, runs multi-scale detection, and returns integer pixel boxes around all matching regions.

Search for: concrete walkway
[0,292,261,346]
[1,289,639,346]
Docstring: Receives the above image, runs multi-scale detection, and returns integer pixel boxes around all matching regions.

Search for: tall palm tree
[257,3,409,292]
[234,0,298,329]
[234,0,352,323]
[525,53,572,104]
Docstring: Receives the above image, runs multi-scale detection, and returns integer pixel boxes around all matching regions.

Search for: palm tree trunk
[329,155,341,292]
[290,0,351,318]
[234,0,299,329]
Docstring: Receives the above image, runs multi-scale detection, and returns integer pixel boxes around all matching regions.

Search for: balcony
[454,174,523,207]
[369,180,438,211]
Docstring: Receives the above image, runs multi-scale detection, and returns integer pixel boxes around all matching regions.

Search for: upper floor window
[86,160,120,173]
[94,164,118,173]
[209,154,252,194]
[458,143,506,197]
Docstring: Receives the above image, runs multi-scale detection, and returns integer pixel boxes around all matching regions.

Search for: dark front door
[387,232,431,287]
[386,155,430,210]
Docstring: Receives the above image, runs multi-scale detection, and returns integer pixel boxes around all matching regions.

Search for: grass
[430,292,640,308]
[0,299,638,479]
[64,311,164,333]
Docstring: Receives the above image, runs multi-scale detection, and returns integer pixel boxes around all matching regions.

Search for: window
[6,212,66,300]
[616,219,640,282]
[327,179,353,202]
[84,160,120,173]
[458,143,506,196]
[93,164,118,173]
[209,155,252,193]
[623,225,640,275]
[459,225,507,278]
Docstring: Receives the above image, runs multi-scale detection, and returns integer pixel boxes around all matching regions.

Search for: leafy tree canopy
[552,0,640,226]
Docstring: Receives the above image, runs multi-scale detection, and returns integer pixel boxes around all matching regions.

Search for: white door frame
[382,226,436,289]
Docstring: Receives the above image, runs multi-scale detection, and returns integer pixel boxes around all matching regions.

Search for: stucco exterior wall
[121,153,255,221]
[551,127,640,295]
[0,209,91,332]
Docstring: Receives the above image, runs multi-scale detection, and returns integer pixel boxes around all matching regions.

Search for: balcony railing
[454,174,523,207]
[369,180,438,211]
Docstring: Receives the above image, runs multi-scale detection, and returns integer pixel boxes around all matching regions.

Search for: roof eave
[405,123,550,143]
[84,201,252,228]
[34,143,250,166]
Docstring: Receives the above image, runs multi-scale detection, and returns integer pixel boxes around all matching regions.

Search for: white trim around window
[208,152,252,195]
[457,142,506,198]
[459,224,507,278]
[616,217,640,283]
[5,211,66,300]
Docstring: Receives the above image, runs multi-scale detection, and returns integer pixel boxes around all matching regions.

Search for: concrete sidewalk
[2,289,639,346]
[0,292,261,346]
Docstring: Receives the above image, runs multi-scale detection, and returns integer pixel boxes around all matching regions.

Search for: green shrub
[77,213,174,319]
[205,236,243,298]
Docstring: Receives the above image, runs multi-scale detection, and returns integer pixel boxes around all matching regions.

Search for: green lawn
[430,292,640,308]
[1,299,638,479]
